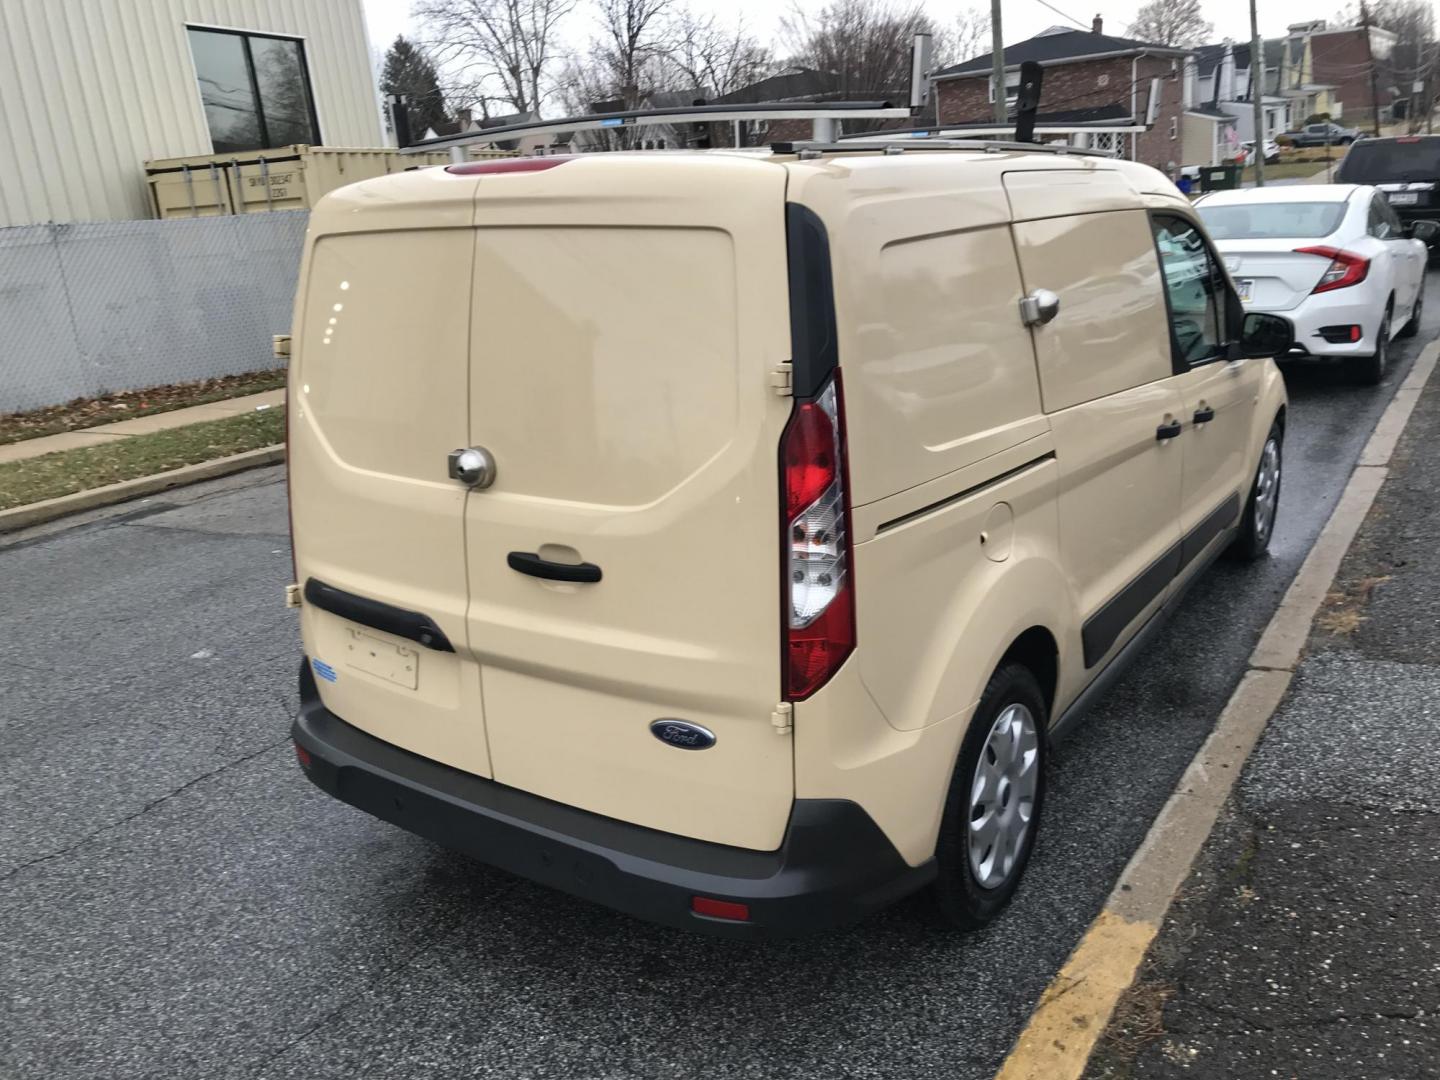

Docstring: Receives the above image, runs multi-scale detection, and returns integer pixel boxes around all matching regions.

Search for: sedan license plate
[1236,279,1254,303]
[344,628,418,689]
[1387,192,1419,205]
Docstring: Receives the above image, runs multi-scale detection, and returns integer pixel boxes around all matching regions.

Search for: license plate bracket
[344,628,419,689]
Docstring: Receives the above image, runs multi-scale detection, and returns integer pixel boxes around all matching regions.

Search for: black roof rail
[769,139,1116,159]
[399,101,911,154]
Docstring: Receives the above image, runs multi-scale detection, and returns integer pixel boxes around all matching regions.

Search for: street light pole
[1251,0,1265,187]
[991,0,1007,125]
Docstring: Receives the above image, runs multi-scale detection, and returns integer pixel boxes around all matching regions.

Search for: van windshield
[1197,201,1347,240]
[1336,139,1440,182]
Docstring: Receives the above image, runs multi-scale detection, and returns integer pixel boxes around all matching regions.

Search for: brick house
[1303,21,1398,125]
[931,19,1192,172]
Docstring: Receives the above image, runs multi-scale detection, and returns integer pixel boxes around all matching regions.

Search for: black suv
[1337,136,1440,253]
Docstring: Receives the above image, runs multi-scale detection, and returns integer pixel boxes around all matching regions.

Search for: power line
[1031,0,1090,32]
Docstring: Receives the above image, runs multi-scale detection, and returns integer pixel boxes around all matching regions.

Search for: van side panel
[786,156,1071,862]
[784,157,1047,509]
[291,170,493,778]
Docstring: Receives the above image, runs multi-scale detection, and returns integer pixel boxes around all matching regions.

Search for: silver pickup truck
[1282,121,1361,147]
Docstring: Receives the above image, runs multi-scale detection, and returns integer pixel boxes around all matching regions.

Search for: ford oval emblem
[649,719,716,750]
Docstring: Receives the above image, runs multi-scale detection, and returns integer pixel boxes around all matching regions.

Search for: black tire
[1229,420,1283,561]
[1352,307,1391,386]
[931,662,1047,929]
[1399,277,1424,338]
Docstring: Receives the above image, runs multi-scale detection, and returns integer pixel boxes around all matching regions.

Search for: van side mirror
[1408,220,1439,243]
[1238,312,1293,359]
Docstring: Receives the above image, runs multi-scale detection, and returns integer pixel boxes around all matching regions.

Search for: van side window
[1150,215,1226,367]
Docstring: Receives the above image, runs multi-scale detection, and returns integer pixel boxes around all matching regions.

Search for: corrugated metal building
[0,0,383,227]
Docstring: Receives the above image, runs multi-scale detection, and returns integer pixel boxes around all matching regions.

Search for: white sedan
[1195,184,1428,384]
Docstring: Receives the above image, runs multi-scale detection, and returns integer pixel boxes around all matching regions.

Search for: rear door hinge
[284,582,302,608]
[771,702,793,735]
[769,361,793,396]
[272,333,291,359]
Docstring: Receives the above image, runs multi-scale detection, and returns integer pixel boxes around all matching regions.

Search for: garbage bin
[1198,163,1242,192]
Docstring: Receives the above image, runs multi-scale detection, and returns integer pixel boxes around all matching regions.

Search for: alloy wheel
[968,703,1040,890]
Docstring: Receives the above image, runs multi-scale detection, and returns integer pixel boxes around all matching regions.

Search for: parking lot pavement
[1086,329,1440,1080]
[3,278,1436,1080]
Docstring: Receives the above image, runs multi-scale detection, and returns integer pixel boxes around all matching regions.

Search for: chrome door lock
[447,446,497,489]
[1019,288,1061,327]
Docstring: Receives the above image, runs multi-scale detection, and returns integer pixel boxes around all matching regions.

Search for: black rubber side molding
[507,552,602,583]
[303,578,455,652]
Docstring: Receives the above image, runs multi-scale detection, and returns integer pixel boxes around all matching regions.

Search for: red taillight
[782,398,838,518]
[692,896,750,921]
[781,373,856,701]
[294,742,312,770]
[1295,245,1370,293]
[445,157,573,175]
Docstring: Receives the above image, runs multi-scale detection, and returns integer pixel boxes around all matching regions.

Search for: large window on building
[187,27,320,153]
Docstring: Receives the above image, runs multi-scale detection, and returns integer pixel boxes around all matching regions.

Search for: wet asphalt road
[2,278,1435,1080]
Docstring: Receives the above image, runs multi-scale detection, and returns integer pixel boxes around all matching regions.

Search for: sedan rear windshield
[1336,139,1440,182]
[1197,201,1348,240]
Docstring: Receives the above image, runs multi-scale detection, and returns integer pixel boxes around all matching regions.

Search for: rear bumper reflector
[292,659,932,939]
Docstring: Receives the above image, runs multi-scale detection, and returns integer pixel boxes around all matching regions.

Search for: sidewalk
[1087,360,1440,1078]
[0,389,284,466]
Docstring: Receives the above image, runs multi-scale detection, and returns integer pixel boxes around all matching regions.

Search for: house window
[1169,116,1178,140]
[187,27,320,153]
[988,70,1023,106]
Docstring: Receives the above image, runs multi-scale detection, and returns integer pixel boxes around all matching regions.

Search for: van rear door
[291,170,493,779]
[459,157,795,851]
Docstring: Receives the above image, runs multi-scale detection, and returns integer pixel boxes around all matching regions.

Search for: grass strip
[0,407,284,511]
[0,369,287,446]
[1240,161,1330,184]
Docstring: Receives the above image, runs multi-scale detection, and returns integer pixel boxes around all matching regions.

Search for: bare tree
[781,0,938,99]
[933,5,992,70]
[584,0,675,109]
[415,0,577,116]
[1126,0,1213,48]
[663,8,772,97]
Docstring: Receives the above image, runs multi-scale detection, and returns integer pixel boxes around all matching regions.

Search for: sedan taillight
[780,373,855,701]
[1294,245,1370,294]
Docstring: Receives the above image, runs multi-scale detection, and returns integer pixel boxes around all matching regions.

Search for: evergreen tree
[380,36,450,136]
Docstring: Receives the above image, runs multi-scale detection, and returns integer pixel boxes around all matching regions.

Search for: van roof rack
[398,102,912,155]
[769,139,1116,160]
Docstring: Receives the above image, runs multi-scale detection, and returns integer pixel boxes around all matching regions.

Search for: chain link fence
[0,212,307,414]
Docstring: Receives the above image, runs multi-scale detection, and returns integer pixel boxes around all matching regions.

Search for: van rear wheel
[931,663,1047,929]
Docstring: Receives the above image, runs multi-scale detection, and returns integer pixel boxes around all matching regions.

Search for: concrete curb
[0,445,285,533]
[994,336,1440,1080]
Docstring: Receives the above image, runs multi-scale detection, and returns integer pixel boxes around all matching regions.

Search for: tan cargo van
[288,145,1292,938]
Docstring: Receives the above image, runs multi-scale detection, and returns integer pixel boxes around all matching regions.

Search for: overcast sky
[361,0,1331,73]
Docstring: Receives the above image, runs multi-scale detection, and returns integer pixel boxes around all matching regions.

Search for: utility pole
[1250,0,1265,187]
[1360,0,1383,137]
[991,0,1007,125]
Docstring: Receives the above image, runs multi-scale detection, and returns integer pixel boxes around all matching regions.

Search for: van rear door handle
[1156,420,1183,440]
[507,551,602,583]
[1193,406,1215,423]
